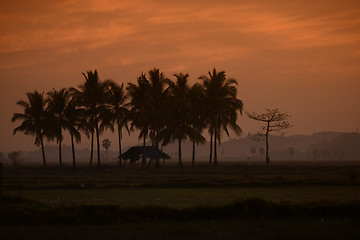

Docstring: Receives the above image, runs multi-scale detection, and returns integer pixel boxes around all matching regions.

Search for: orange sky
[1,0,360,152]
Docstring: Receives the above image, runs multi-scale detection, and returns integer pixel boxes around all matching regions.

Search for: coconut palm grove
[11,68,244,168]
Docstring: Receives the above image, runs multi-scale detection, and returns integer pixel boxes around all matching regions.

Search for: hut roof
[120,146,170,161]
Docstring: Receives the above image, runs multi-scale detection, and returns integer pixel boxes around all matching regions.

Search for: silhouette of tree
[12,91,51,166]
[289,147,295,160]
[250,146,256,159]
[322,149,330,160]
[71,70,108,168]
[312,148,319,160]
[47,88,72,166]
[159,73,203,167]
[102,80,129,168]
[63,96,84,169]
[188,83,206,167]
[147,68,168,150]
[102,139,111,166]
[247,108,292,166]
[127,73,152,167]
[128,68,168,168]
[259,147,265,160]
[8,151,22,168]
[199,69,243,166]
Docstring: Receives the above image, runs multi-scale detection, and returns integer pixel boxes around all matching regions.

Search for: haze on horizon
[1,0,360,152]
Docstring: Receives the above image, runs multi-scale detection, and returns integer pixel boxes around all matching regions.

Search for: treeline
[12,68,243,168]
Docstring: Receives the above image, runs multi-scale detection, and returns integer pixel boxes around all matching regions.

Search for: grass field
[1,161,360,239]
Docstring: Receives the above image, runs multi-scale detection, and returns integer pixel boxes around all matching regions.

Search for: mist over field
[5,131,359,167]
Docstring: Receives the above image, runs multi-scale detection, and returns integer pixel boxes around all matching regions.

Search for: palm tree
[188,83,206,167]
[147,68,169,167]
[147,68,168,148]
[47,88,71,166]
[63,97,83,169]
[127,73,152,167]
[127,73,151,144]
[102,139,111,166]
[127,68,168,168]
[158,73,194,167]
[127,69,168,167]
[102,80,130,167]
[199,69,243,166]
[12,91,50,166]
[72,70,108,168]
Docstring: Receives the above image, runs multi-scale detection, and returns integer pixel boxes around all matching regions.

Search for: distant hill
[161,131,360,161]
[305,132,360,161]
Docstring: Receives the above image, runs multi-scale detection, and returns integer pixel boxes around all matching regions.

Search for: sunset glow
[1,0,360,151]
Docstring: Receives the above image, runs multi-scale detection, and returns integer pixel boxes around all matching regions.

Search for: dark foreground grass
[1,196,360,240]
[1,219,359,240]
[1,195,359,224]
[1,162,359,239]
[3,161,360,191]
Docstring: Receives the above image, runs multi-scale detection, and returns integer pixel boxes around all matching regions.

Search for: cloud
[1,0,360,55]
[1,0,360,75]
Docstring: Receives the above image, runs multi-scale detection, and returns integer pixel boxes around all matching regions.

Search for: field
[1,161,360,239]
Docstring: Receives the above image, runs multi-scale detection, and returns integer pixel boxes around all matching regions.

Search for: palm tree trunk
[209,132,213,166]
[106,149,108,167]
[95,121,101,168]
[71,132,76,169]
[59,129,62,167]
[214,132,218,166]
[142,133,146,168]
[178,138,183,168]
[40,134,46,167]
[266,121,270,167]
[192,141,195,167]
[156,133,160,168]
[0,162,2,198]
[89,131,94,166]
[118,124,122,168]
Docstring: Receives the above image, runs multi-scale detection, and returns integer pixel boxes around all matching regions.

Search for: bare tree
[247,108,292,166]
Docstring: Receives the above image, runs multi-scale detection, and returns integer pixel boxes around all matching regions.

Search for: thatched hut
[120,146,170,166]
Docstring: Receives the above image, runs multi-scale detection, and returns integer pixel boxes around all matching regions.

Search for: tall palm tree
[127,73,152,167]
[63,97,84,169]
[199,69,243,166]
[158,73,192,167]
[188,83,206,167]
[72,70,108,168]
[127,68,168,168]
[127,73,151,144]
[159,73,205,167]
[147,68,168,167]
[12,91,50,166]
[147,68,168,148]
[47,88,71,166]
[102,80,130,167]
